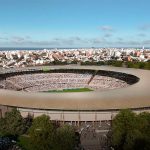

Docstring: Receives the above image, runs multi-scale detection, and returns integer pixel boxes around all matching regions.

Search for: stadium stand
[0,69,137,92]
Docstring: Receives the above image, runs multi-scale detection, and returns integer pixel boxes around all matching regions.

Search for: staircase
[87,70,98,85]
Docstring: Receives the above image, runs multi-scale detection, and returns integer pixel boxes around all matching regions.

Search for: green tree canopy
[55,125,76,150]
[0,108,25,137]
[111,109,137,150]
[28,115,55,150]
[133,112,150,150]
[111,109,150,150]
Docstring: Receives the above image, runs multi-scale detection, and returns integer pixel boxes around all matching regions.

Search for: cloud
[127,41,140,45]
[6,36,105,46]
[7,37,84,46]
[60,38,74,45]
[70,37,81,41]
[113,39,150,46]
[137,33,147,37]
[25,36,31,39]
[11,36,25,42]
[51,37,89,45]
[88,38,102,44]
[11,35,32,41]
[142,40,150,45]
[139,24,150,31]
[117,37,123,41]
[100,25,114,32]
[1,35,150,47]
[0,32,8,35]
[103,33,113,38]
[16,39,62,46]
[0,37,8,40]
[69,37,89,44]
[91,38,103,44]
[114,40,140,46]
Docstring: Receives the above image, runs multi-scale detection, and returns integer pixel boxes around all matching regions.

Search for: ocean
[0,47,149,51]
[0,47,56,51]
[0,47,87,51]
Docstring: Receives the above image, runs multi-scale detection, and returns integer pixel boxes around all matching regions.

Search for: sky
[0,0,150,48]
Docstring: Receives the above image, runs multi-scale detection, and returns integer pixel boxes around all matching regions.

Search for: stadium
[0,65,150,123]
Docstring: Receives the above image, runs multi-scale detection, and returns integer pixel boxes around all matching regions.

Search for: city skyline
[0,0,150,47]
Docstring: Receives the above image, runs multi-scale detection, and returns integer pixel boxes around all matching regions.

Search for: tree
[111,110,150,150]
[0,118,7,136]
[28,115,55,150]
[23,114,33,133]
[144,62,150,70]
[55,125,76,150]
[126,62,135,68]
[111,109,138,150]
[133,112,150,150]
[0,108,25,138]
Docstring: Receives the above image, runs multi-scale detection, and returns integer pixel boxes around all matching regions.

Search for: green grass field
[43,88,93,93]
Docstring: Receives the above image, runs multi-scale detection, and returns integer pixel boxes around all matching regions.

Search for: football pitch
[43,88,93,93]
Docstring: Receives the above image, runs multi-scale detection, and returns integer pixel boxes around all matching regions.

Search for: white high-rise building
[142,46,145,50]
